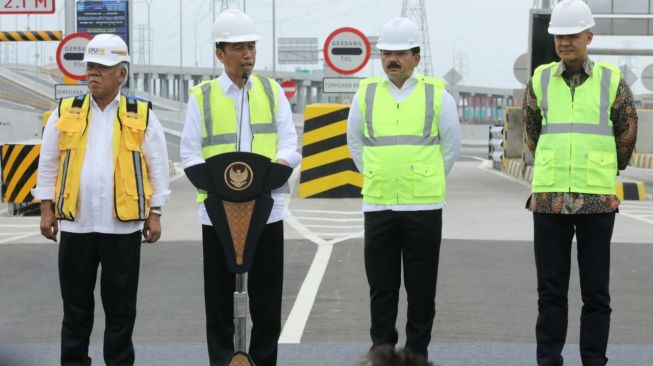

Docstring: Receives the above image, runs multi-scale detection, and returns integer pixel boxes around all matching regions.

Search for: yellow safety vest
[531,61,621,195]
[358,75,447,205]
[190,74,279,202]
[54,94,153,221]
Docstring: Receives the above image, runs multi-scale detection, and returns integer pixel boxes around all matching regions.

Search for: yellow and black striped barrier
[616,181,648,201]
[630,152,653,170]
[0,31,62,42]
[299,104,362,198]
[1,143,40,204]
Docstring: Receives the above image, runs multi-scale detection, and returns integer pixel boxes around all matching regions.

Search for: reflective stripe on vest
[531,61,620,195]
[358,76,447,205]
[363,81,441,146]
[54,94,152,221]
[199,75,278,148]
[538,65,614,136]
[191,75,278,202]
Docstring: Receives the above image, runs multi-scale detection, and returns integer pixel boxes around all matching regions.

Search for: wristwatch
[149,208,162,216]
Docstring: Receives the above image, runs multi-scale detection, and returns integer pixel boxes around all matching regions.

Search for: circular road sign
[56,32,93,80]
[323,27,371,75]
[513,52,529,85]
[641,64,653,92]
[280,80,298,99]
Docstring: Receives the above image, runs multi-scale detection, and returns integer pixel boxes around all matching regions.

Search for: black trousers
[59,231,141,366]
[534,212,615,366]
[364,209,442,359]
[202,221,284,366]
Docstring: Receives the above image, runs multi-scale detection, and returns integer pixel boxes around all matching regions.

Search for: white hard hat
[376,17,420,51]
[212,9,261,43]
[548,0,595,35]
[82,34,130,66]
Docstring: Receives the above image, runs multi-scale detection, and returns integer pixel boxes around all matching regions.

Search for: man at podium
[179,9,301,366]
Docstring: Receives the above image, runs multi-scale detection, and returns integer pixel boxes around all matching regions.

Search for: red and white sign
[0,0,55,14]
[56,32,92,80]
[280,80,297,99]
[323,27,371,75]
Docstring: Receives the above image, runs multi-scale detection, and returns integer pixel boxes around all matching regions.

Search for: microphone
[237,73,249,152]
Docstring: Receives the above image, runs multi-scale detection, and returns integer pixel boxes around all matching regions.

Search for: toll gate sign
[323,27,370,75]
[56,32,93,80]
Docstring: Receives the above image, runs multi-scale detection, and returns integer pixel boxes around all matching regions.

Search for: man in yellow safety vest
[523,1,638,364]
[180,9,301,366]
[33,33,170,365]
[347,16,461,361]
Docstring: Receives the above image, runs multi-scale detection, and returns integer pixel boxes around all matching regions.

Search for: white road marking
[619,212,653,226]
[0,232,41,245]
[304,224,362,229]
[292,209,363,215]
[280,215,364,343]
[293,216,362,222]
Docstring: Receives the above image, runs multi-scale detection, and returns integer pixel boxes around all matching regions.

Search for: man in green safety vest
[179,9,300,366]
[347,17,461,361]
[523,1,638,365]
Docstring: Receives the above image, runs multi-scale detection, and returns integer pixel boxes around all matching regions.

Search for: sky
[1,0,652,93]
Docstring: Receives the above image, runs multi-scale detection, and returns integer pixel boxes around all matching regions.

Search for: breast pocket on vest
[587,151,616,188]
[533,150,555,186]
[362,165,383,198]
[56,117,85,150]
[411,164,443,197]
[121,117,145,151]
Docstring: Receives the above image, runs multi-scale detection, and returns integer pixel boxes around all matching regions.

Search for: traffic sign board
[443,68,463,86]
[56,32,92,81]
[323,27,371,75]
[55,84,88,100]
[323,77,363,93]
[280,80,298,99]
[0,0,55,14]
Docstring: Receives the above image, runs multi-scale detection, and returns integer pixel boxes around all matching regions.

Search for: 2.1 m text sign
[1,0,55,14]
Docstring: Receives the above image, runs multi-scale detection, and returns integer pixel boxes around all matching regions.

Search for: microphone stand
[231,71,253,365]
[236,73,248,152]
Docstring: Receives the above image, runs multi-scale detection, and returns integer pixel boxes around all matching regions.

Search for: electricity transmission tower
[136,24,147,65]
[401,0,433,75]
[221,0,243,11]
[532,0,564,9]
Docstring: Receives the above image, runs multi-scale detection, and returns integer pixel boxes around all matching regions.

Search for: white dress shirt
[180,73,301,225]
[32,92,171,234]
[347,72,461,212]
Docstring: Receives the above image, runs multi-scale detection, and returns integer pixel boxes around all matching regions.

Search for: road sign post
[56,32,93,81]
[322,77,363,93]
[55,84,89,99]
[323,27,371,75]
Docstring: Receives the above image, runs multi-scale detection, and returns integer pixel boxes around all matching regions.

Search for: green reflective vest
[531,61,621,195]
[358,75,446,205]
[191,74,279,202]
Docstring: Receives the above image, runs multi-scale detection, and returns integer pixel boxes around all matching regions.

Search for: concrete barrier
[299,104,362,198]
[630,152,653,169]
[616,181,648,201]
[1,141,41,213]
